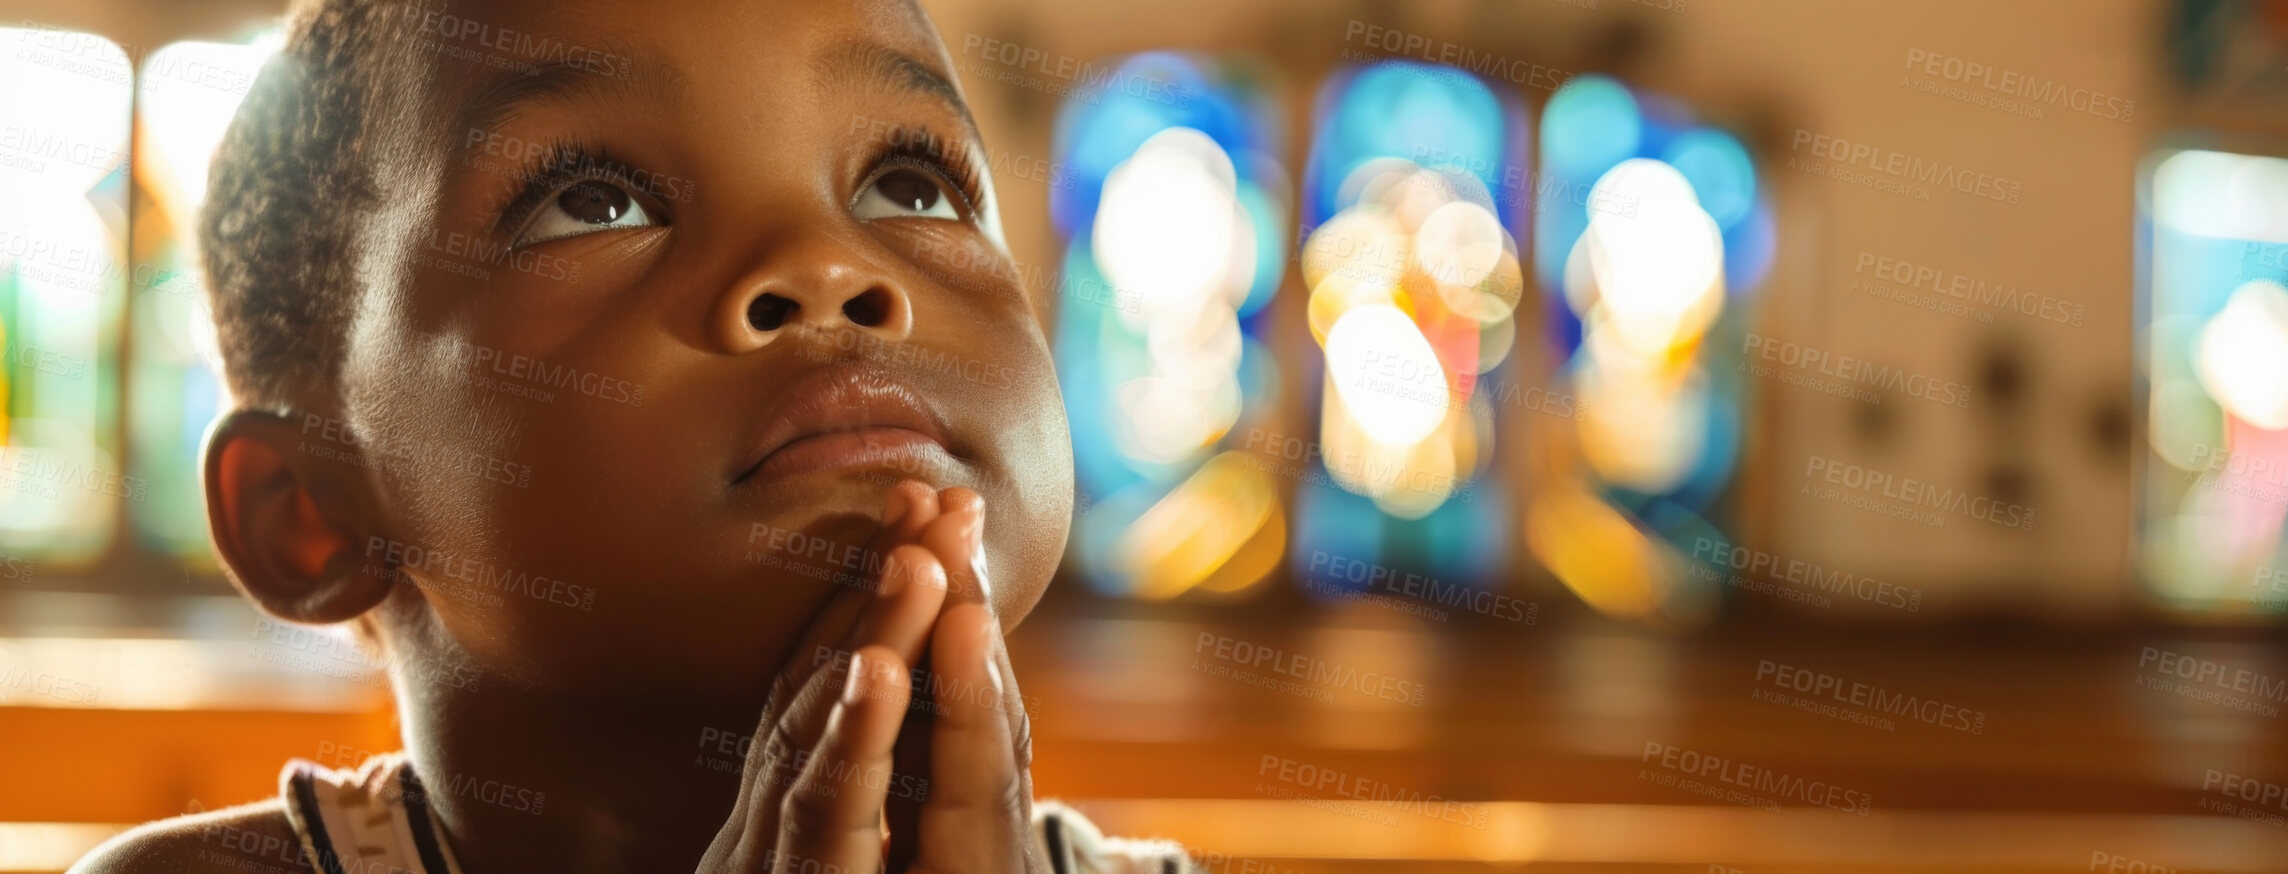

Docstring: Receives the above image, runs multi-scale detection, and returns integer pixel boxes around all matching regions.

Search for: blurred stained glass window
[1048,53,1292,600]
[1287,60,1527,604]
[0,25,133,569]
[2139,148,2288,614]
[1528,75,1774,624]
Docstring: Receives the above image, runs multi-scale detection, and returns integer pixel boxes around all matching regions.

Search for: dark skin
[73,0,1072,871]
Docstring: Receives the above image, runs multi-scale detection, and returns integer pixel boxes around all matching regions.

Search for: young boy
[72,0,1194,871]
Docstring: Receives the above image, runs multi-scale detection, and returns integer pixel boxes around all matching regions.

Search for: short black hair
[199,0,435,409]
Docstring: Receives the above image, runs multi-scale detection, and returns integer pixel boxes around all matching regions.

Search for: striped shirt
[279,754,1198,873]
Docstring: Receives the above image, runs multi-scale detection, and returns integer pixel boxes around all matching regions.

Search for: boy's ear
[202,408,393,624]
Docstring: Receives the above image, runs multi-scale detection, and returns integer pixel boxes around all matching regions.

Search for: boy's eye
[853,167,962,222]
[514,180,658,246]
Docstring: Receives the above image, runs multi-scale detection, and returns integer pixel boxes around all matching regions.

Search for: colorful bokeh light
[2140,149,2288,612]
[1052,53,1289,600]
[1526,74,1771,623]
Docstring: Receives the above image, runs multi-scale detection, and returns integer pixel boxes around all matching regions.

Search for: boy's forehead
[421,0,950,62]
[416,0,967,133]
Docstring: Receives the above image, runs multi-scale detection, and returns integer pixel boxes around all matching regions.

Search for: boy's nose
[714,246,915,352]
[743,286,900,333]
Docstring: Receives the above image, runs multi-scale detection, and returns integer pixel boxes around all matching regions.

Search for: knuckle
[778,777,843,834]
[758,720,806,789]
[1011,712,1035,771]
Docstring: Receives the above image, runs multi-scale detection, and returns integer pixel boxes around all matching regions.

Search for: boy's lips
[733,365,958,485]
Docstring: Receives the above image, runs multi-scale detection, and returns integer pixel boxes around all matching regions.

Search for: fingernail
[843,653,871,706]
[882,491,909,529]
[965,509,984,553]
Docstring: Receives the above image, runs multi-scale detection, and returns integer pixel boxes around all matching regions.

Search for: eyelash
[487,129,985,237]
[494,140,659,237]
[862,127,986,220]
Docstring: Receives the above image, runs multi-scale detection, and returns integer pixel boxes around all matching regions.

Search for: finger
[777,481,940,688]
[989,625,1036,808]
[877,479,942,560]
[774,646,909,872]
[720,482,944,860]
[919,488,987,605]
[893,490,988,867]
[896,614,1037,871]
[839,544,949,669]
[913,602,1030,872]
[773,547,945,830]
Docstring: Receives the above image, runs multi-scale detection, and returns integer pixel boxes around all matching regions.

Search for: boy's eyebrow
[810,39,983,147]
[454,51,688,150]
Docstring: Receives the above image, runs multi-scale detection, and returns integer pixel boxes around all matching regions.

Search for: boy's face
[347,0,1071,694]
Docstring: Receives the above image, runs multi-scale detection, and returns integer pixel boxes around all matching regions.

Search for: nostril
[842,288,892,328]
[748,293,797,332]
